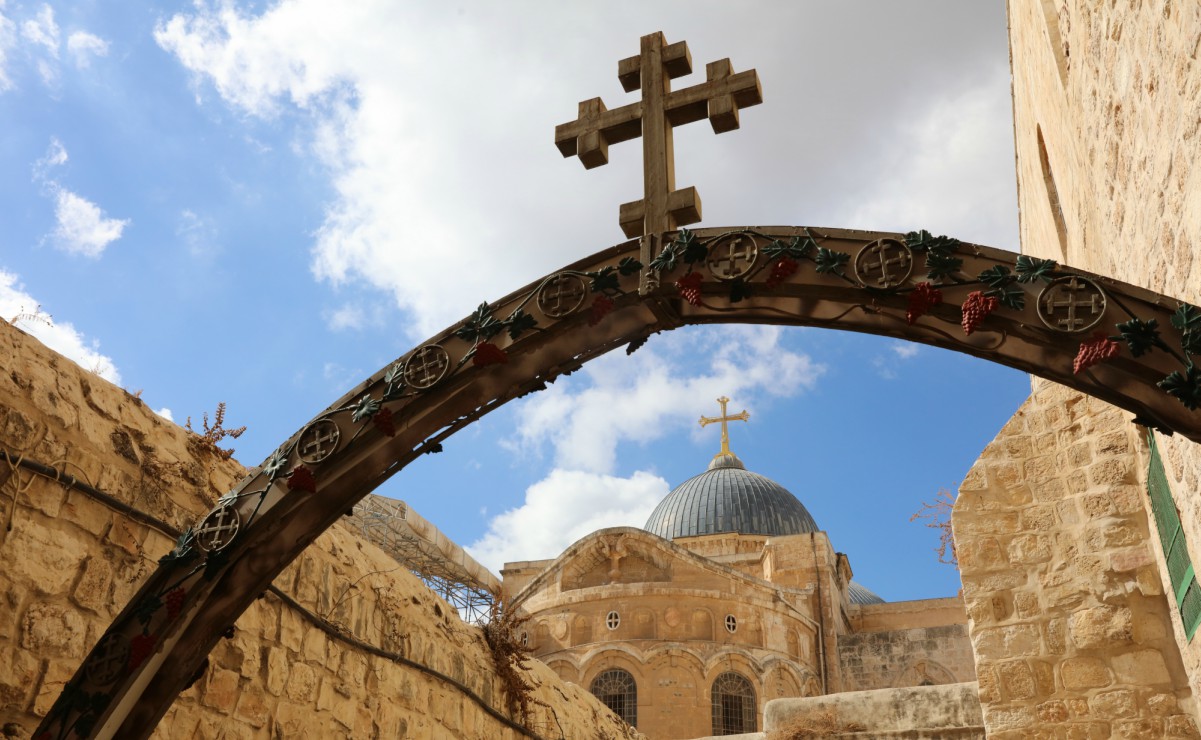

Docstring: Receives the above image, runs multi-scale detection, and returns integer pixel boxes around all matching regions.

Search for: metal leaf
[991,285,1026,311]
[978,265,1013,290]
[729,280,753,303]
[1015,255,1057,283]
[649,242,680,273]
[925,252,963,281]
[1114,318,1170,358]
[617,256,643,276]
[454,303,503,343]
[1158,366,1201,410]
[505,309,538,340]
[1171,303,1201,333]
[814,247,849,275]
[588,266,621,294]
[351,396,380,423]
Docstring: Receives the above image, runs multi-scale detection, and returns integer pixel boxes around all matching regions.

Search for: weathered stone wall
[0,319,640,739]
[1009,0,1201,699]
[838,623,975,692]
[762,682,984,740]
[954,382,1199,737]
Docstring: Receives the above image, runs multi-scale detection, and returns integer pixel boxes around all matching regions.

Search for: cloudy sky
[0,1,1030,600]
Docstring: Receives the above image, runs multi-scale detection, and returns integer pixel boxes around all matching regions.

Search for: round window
[606,611,620,630]
[725,614,738,633]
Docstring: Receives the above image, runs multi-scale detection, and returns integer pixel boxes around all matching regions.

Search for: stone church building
[501,416,976,739]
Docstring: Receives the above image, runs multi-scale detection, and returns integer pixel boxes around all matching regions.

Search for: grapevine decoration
[906,282,943,325]
[906,230,963,281]
[960,291,999,335]
[373,406,397,437]
[814,246,850,275]
[286,465,317,494]
[588,295,615,325]
[472,342,509,366]
[765,257,798,289]
[1074,333,1121,374]
[676,271,703,306]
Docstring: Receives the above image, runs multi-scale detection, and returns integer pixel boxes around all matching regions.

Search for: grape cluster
[765,257,799,289]
[675,272,703,306]
[960,291,999,335]
[1073,332,1120,374]
[128,633,157,670]
[588,295,615,326]
[165,587,187,620]
[906,282,943,325]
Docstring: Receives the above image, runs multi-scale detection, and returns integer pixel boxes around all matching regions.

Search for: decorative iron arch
[38,226,1201,738]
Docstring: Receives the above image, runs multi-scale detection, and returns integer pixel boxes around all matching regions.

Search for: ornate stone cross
[699,396,749,457]
[555,32,762,241]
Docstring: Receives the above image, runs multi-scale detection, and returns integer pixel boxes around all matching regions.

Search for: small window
[725,614,737,633]
[711,671,756,735]
[590,669,637,727]
[606,611,620,630]
[520,631,529,647]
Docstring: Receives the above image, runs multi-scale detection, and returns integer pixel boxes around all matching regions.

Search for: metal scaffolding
[348,494,500,624]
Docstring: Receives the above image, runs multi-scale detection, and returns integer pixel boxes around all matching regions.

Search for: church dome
[644,451,820,539]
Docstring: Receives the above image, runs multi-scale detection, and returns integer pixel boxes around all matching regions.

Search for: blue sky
[0,1,1031,601]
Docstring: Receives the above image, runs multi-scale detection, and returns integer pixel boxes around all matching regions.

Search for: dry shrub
[767,710,867,739]
[910,487,958,565]
[482,600,538,723]
[185,402,246,460]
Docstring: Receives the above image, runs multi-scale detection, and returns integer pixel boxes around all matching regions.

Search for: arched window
[711,671,756,735]
[590,669,637,727]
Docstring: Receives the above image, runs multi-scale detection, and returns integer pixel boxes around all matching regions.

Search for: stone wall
[838,623,975,692]
[0,319,640,739]
[953,381,1199,737]
[1009,0,1201,697]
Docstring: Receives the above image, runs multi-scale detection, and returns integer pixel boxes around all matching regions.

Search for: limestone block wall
[0,319,640,740]
[837,623,975,692]
[954,382,1198,738]
[1009,0,1201,697]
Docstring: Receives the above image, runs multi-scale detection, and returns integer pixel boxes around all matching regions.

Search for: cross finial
[699,396,749,458]
[555,33,762,285]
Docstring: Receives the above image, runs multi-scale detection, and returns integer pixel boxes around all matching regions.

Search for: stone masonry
[954,381,1198,738]
[1008,0,1201,700]
[0,318,641,739]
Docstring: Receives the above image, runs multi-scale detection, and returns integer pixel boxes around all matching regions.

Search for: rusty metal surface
[37,226,1201,738]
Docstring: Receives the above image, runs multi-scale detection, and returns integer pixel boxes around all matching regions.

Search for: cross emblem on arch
[555,32,762,240]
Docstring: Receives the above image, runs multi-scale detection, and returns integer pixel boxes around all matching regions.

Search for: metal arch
[39,226,1201,738]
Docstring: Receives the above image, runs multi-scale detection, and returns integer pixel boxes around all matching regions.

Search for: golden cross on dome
[699,396,749,457]
[555,32,762,240]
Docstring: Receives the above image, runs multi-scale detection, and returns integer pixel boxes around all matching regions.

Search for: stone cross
[555,32,762,240]
[699,396,749,457]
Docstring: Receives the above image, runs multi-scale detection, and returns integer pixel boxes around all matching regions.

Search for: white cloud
[20,4,58,56]
[66,31,108,68]
[32,137,68,182]
[0,269,121,384]
[0,5,15,92]
[510,326,822,474]
[846,66,1018,249]
[176,209,218,257]
[156,407,175,422]
[324,303,364,331]
[892,343,920,359]
[468,469,668,573]
[50,188,129,258]
[470,326,822,571]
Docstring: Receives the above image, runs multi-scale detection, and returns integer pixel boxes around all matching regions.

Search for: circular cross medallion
[297,418,341,464]
[194,504,241,553]
[854,238,913,288]
[1037,276,1107,333]
[537,273,587,318]
[403,345,451,390]
[705,234,758,281]
[85,633,131,686]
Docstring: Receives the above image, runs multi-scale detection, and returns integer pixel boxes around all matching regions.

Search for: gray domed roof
[644,452,819,539]
[848,581,886,605]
